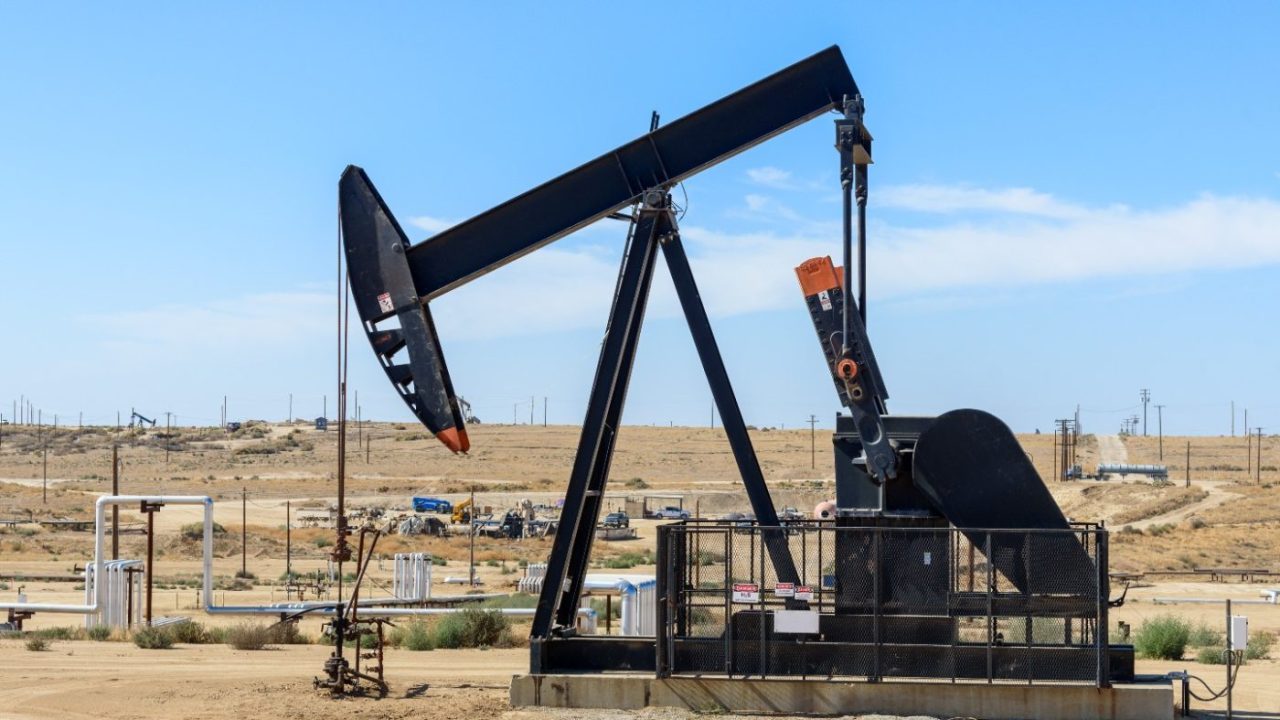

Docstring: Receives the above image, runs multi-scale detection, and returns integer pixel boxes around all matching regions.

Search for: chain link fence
[657,520,1109,686]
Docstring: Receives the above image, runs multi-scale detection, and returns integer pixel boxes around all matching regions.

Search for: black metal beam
[532,209,661,642]
[557,214,660,630]
[659,222,801,588]
[400,46,858,303]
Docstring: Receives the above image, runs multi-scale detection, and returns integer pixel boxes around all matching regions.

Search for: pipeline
[1,495,595,625]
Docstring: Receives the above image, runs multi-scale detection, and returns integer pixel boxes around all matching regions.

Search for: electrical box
[1229,615,1248,652]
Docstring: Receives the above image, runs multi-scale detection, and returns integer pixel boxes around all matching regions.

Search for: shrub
[32,626,84,640]
[1247,630,1275,660]
[1196,646,1228,665]
[314,537,333,548]
[87,624,113,641]
[132,626,174,649]
[269,622,308,645]
[24,637,50,651]
[1135,615,1190,660]
[1187,622,1222,648]
[225,622,273,650]
[181,522,225,540]
[602,551,654,569]
[359,632,380,649]
[167,621,212,644]
[234,569,256,580]
[390,621,435,651]
[433,608,512,649]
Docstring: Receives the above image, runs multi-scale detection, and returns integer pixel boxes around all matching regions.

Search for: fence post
[985,532,994,684]
[725,528,734,677]
[759,524,767,679]
[655,525,669,678]
[872,528,882,682]
[1098,528,1111,688]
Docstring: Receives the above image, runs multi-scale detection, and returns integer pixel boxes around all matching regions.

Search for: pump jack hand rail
[338,46,866,662]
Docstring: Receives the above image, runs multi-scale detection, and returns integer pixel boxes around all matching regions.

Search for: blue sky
[2,3,1278,436]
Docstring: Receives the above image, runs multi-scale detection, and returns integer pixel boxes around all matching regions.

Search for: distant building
[315,417,328,431]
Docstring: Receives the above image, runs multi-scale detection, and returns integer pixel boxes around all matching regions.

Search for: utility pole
[513,403,517,425]
[286,500,292,580]
[323,395,327,426]
[288,393,293,423]
[710,400,715,429]
[1140,389,1150,436]
[112,444,120,560]
[241,488,247,577]
[807,414,818,469]
[1247,428,1253,477]
[165,412,172,464]
[543,397,548,427]
[1231,400,1235,436]
[40,413,47,504]
[1185,441,1191,488]
[1156,404,1165,460]
[530,395,534,425]
[1258,428,1264,484]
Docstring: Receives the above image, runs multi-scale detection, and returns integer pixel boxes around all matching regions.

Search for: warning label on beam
[731,583,760,603]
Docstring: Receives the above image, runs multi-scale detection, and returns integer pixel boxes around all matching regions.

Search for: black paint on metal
[660,225,800,588]
[533,209,661,640]
[338,167,466,448]
[912,409,1097,593]
[401,46,858,301]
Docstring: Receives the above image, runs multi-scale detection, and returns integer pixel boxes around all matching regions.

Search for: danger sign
[731,582,760,603]
[377,292,394,313]
[773,582,795,598]
[794,585,814,601]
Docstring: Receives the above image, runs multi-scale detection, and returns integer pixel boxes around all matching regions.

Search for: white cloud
[83,291,333,351]
[413,186,1280,339]
[408,214,455,235]
[877,183,1100,219]
[746,166,795,189]
[81,186,1280,352]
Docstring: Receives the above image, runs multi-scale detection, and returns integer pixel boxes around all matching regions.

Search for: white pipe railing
[84,559,144,628]
[583,574,656,636]
[1,495,596,628]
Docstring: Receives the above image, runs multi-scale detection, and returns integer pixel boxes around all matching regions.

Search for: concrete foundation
[510,674,1173,720]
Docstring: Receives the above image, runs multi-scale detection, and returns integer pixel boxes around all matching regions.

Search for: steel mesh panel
[660,523,1106,685]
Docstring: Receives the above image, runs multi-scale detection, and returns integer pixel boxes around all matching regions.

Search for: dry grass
[1,424,1277,577]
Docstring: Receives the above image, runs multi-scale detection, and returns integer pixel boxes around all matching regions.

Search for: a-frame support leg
[659,217,801,589]
[532,205,661,653]
[532,197,801,671]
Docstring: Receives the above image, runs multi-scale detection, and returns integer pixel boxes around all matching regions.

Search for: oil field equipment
[339,45,1132,685]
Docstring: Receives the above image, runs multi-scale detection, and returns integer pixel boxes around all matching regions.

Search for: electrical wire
[675,180,689,221]
[1182,650,1244,702]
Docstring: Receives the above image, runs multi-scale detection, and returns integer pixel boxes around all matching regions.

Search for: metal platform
[510,673,1173,720]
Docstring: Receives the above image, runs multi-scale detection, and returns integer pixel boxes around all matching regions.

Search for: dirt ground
[1,423,1278,718]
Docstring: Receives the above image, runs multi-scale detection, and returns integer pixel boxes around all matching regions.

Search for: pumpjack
[339,46,1131,683]
[128,409,156,429]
